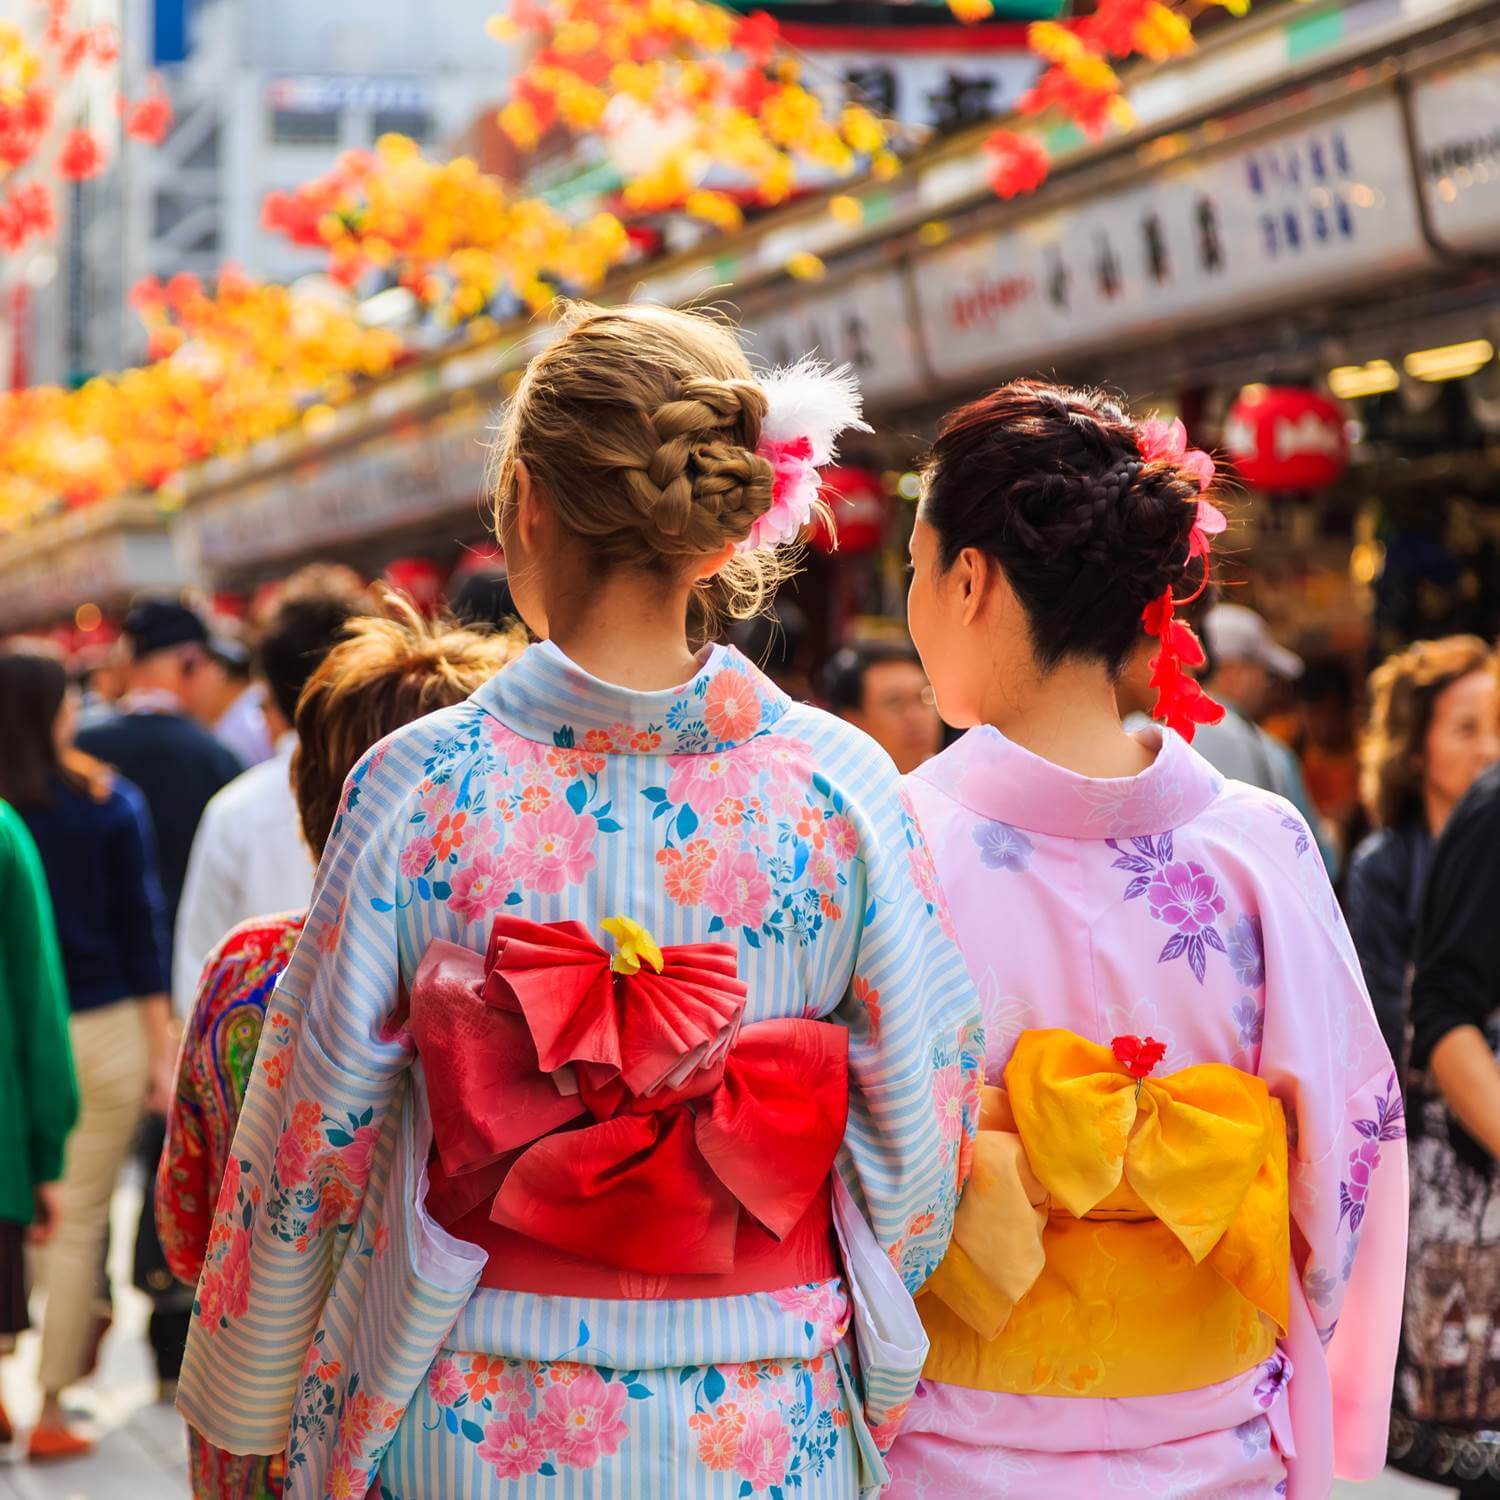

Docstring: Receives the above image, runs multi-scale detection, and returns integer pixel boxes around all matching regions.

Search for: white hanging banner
[914,92,1431,384]
[1408,52,1500,255]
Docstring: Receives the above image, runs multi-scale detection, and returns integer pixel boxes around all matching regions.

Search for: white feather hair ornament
[740,357,872,553]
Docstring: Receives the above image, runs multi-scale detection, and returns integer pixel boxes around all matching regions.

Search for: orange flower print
[908,1210,936,1236]
[852,976,882,1043]
[583,728,615,755]
[703,670,763,743]
[264,1051,288,1090]
[820,896,843,922]
[713,796,746,828]
[631,729,662,752]
[658,842,717,905]
[690,1403,746,1470]
[464,1353,509,1401]
[796,805,826,847]
[432,810,468,861]
[549,745,605,778]
[519,783,552,815]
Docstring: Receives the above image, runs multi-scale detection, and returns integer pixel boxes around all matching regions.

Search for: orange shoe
[27,1422,94,1462]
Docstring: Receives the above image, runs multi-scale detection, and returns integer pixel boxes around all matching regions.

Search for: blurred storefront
[1,0,1496,661]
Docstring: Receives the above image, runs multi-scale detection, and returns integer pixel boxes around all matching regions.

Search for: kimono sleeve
[1255,807,1407,1485]
[825,761,982,1452]
[176,746,412,1456]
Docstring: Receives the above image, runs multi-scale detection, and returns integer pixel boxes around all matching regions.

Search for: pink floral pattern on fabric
[1109,833,1228,984]
[412,1347,852,1492]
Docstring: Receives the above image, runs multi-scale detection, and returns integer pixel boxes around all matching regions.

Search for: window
[270,108,340,145]
[372,107,432,142]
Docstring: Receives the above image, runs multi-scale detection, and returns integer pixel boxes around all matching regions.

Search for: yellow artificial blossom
[603,916,665,977]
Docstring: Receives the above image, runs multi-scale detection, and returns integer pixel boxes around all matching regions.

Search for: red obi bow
[408,916,849,1276]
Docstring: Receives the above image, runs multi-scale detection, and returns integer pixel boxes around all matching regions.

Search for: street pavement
[0,1173,1454,1499]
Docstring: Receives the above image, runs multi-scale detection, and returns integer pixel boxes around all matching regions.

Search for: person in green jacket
[0,799,78,1446]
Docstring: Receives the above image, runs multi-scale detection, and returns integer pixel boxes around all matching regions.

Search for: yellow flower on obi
[603,916,664,976]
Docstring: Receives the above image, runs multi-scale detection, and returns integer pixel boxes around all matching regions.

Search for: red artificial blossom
[56,126,104,181]
[1137,416,1227,742]
[0,180,57,252]
[1112,1033,1167,1081]
[123,85,174,145]
[984,129,1049,199]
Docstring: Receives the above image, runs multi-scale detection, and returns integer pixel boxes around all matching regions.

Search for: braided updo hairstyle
[921,381,1210,677]
[493,302,786,619]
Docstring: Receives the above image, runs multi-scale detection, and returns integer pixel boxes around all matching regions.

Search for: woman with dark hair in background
[1346,636,1497,1069]
[0,642,172,1462]
[888,382,1405,1498]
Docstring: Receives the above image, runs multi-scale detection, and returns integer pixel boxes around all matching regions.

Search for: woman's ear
[514,458,542,552]
[956,546,997,629]
[689,542,737,582]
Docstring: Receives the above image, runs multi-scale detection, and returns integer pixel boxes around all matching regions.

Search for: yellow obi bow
[919,1029,1289,1398]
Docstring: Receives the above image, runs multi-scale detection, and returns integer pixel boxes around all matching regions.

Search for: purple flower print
[1107,834,1227,984]
[1146,861,1226,935]
[1339,1074,1405,1234]
[1281,811,1312,858]
[973,819,1033,873]
[1233,1417,1270,1457]
[1304,1265,1336,1308]
[1233,996,1265,1050]
[1227,914,1265,989]
[1342,1232,1360,1283]
[1253,1352,1291,1409]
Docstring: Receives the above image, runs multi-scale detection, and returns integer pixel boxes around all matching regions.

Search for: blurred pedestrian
[157,596,522,1499]
[1346,636,1497,1067]
[173,567,370,1015]
[74,598,242,1402]
[1195,601,1340,874]
[0,800,76,1453]
[819,639,943,774]
[0,643,168,1461]
[449,565,519,632]
[198,635,274,769]
[1394,736,1500,1493]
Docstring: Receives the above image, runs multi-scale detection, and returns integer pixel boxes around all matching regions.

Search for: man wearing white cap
[1196,603,1339,876]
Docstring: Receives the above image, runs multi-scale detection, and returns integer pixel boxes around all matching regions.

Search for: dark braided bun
[922,380,1208,675]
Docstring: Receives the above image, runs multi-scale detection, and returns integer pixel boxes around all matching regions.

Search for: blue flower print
[973,819,1033,873]
[1233,996,1264,1049]
[1227,914,1265,989]
[1304,1264,1336,1307]
[1281,811,1312,858]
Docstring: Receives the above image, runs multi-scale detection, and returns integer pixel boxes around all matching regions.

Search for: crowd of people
[0,301,1493,1498]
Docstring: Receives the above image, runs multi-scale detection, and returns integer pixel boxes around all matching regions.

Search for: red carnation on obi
[1111,1033,1166,1081]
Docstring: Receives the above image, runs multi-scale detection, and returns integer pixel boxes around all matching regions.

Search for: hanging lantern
[1223,386,1348,490]
[810,466,888,556]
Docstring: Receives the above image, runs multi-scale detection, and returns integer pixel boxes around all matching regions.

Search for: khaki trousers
[38,998,148,1394]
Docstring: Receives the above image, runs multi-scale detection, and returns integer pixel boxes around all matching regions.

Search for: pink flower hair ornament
[740,357,872,553]
[1136,416,1227,742]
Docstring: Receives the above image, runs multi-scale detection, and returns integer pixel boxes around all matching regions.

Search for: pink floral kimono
[887,723,1407,1500]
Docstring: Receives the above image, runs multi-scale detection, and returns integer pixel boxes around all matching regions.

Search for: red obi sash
[408,916,849,1299]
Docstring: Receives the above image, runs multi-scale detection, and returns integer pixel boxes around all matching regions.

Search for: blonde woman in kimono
[174,303,982,1499]
[886,381,1406,1499]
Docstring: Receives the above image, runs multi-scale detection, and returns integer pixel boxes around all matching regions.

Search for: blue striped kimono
[176,640,982,1499]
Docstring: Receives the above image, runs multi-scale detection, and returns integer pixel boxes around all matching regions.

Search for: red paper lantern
[1224,386,1348,491]
[383,555,445,612]
[811,467,888,556]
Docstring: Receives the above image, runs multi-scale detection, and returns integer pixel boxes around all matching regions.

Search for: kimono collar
[912,722,1224,840]
[474,639,792,755]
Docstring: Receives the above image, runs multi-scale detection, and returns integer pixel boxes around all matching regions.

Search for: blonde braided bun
[493,303,790,619]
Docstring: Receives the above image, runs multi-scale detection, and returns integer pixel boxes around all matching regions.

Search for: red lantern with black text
[1224,386,1347,490]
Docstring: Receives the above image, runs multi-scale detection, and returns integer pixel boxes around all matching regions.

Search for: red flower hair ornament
[1136,417,1226,742]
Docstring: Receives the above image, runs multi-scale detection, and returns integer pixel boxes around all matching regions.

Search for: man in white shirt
[173,569,369,1014]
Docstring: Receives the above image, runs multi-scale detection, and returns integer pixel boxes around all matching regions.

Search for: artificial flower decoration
[984,129,1049,199]
[55,125,103,180]
[601,915,664,976]
[743,358,871,553]
[123,84,173,144]
[1111,1033,1167,1080]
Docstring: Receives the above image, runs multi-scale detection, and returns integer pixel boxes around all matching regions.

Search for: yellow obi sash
[919,1028,1289,1398]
